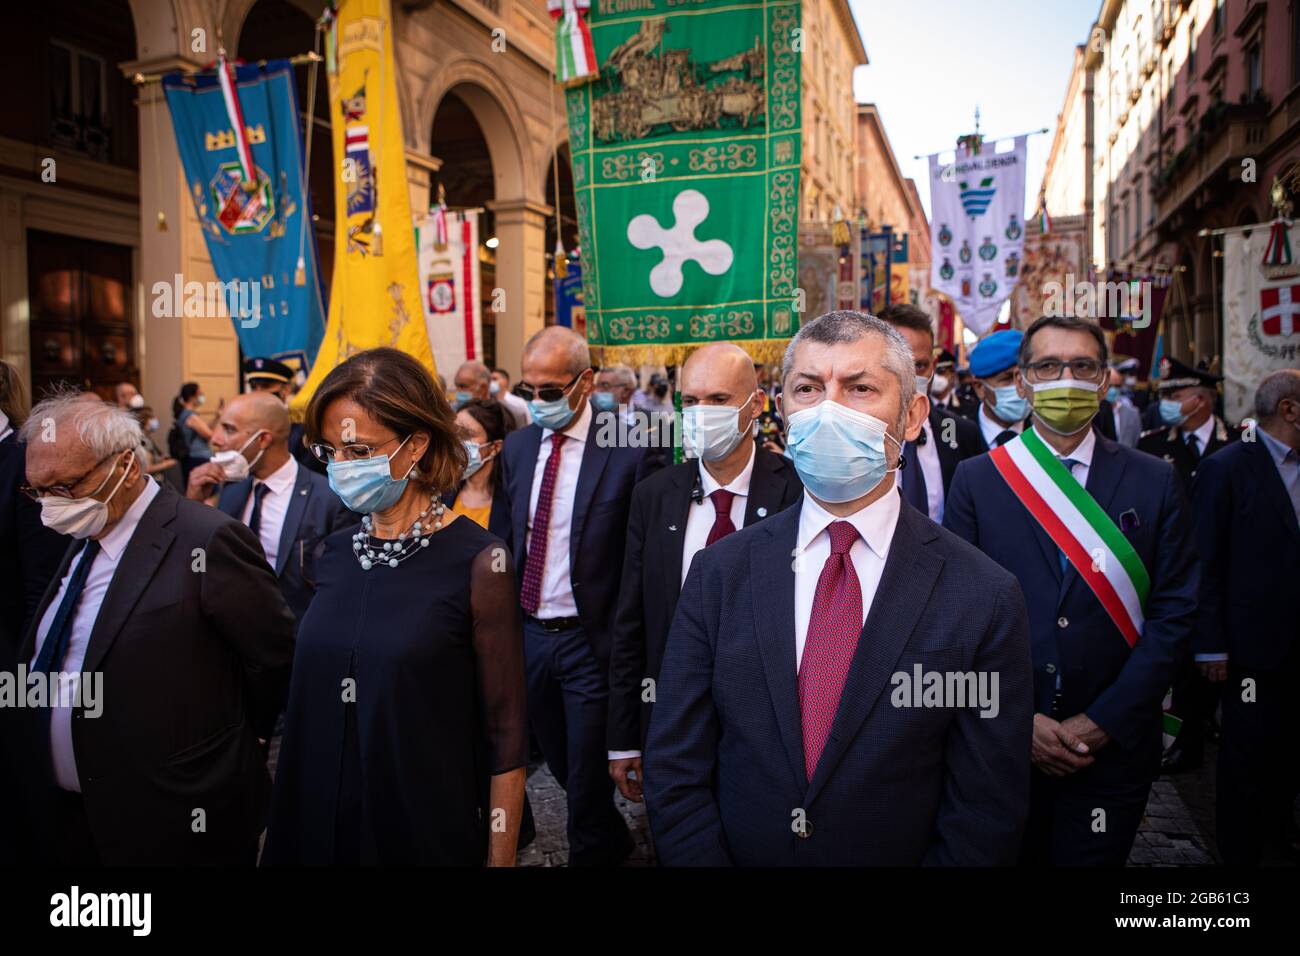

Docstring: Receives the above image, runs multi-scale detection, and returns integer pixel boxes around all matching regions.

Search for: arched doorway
[430,86,498,366]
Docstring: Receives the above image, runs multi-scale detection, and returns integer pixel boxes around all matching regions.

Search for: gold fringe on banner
[591,338,793,368]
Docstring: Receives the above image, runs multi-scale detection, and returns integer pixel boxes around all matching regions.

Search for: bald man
[606,343,803,801]
[452,360,492,409]
[189,391,356,621]
[500,325,658,866]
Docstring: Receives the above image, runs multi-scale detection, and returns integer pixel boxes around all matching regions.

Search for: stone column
[487,197,551,378]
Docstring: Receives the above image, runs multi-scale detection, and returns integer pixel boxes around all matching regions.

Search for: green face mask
[1028,379,1101,435]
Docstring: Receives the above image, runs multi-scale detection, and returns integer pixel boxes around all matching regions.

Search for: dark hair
[491,367,510,381]
[456,398,514,493]
[304,347,467,494]
[0,359,29,429]
[877,303,934,341]
[172,382,200,418]
[1019,315,1108,366]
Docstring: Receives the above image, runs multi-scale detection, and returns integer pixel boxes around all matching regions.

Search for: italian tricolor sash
[989,429,1151,647]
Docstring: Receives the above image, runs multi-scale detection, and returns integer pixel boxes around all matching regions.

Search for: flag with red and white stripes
[216,51,256,186]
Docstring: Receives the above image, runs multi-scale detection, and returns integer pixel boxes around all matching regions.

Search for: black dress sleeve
[470,540,528,775]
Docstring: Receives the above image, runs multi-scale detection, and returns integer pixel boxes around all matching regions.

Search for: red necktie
[520,433,567,615]
[705,488,737,546]
[798,520,863,782]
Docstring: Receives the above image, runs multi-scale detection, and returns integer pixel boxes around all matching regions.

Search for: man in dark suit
[186,391,355,622]
[944,315,1198,866]
[500,326,656,865]
[607,344,802,801]
[17,392,296,865]
[1138,357,1240,775]
[243,356,324,476]
[878,304,983,523]
[645,311,1033,865]
[1193,369,1300,864]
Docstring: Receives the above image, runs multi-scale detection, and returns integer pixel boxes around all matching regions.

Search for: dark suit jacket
[1138,415,1239,498]
[1192,437,1300,669]
[444,483,513,548]
[607,448,803,752]
[500,407,657,663]
[0,434,67,660]
[17,483,297,865]
[922,406,984,498]
[644,498,1033,865]
[217,461,357,622]
[944,431,1198,773]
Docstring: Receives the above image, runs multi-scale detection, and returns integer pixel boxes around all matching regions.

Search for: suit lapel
[569,412,612,568]
[275,466,311,576]
[749,503,806,794]
[19,541,80,662]
[219,478,253,519]
[743,447,787,526]
[804,504,944,805]
[1250,439,1300,543]
[930,410,958,492]
[513,425,543,561]
[81,489,178,676]
[1060,435,1127,602]
[664,461,698,593]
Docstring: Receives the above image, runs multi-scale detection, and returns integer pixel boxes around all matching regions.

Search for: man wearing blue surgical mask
[968,328,1030,451]
[451,360,492,410]
[499,326,658,866]
[644,310,1033,866]
[606,343,802,804]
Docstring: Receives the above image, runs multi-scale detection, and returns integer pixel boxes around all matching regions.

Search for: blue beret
[969,329,1023,378]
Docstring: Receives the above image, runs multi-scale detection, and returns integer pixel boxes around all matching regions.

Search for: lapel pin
[668,524,678,532]
[300,488,308,496]
[757,507,768,517]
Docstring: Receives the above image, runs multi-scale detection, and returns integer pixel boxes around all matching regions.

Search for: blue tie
[1056,458,1080,575]
[30,539,101,677]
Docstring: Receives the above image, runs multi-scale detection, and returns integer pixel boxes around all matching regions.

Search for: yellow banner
[291,0,435,417]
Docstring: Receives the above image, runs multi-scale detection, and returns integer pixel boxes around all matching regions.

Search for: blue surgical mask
[1106,386,1120,404]
[529,390,580,431]
[453,390,474,409]
[591,391,619,414]
[1159,397,1189,426]
[489,380,501,397]
[327,435,412,514]
[462,439,492,480]
[989,383,1030,423]
[785,400,899,503]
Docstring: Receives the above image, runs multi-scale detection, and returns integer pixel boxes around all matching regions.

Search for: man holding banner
[944,315,1198,866]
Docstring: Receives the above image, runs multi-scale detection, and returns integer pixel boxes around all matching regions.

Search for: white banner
[1223,227,1300,423]
[415,208,481,373]
[929,136,1027,335]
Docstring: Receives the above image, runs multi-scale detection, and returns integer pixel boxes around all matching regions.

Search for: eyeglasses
[310,434,406,464]
[514,370,586,403]
[21,450,123,501]
[1021,358,1106,382]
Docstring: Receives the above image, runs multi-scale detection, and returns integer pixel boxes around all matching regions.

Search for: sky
[848,0,1101,221]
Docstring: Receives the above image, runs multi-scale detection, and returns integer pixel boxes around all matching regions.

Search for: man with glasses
[187,391,356,623]
[17,391,296,865]
[945,315,1197,865]
[499,326,657,866]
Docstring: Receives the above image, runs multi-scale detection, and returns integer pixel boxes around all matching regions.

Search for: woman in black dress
[263,348,527,866]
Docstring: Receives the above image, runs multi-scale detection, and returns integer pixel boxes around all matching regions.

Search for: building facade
[800,0,868,223]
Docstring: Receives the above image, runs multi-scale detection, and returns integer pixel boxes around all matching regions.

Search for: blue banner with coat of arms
[163,59,326,369]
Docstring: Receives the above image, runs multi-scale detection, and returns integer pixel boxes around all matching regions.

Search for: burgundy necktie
[520,433,567,615]
[798,520,863,782]
[705,488,737,546]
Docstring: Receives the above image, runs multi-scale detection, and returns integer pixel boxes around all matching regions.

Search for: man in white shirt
[500,326,657,866]
[19,391,295,864]
[644,311,1033,865]
[188,392,354,622]
[968,328,1030,451]
[490,366,533,429]
[606,344,802,800]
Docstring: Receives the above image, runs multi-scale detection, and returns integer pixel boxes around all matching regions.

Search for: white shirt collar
[797,483,901,561]
[978,403,1022,446]
[699,440,755,498]
[0,410,10,443]
[1257,426,1298,466]
[545,397,592,444]
[256,454,298,495]
[1188,415,1215,450]
[97,476,160,561]
[1055,425,1097,468]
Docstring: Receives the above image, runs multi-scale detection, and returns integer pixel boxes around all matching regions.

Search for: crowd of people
[0,305,1296,867]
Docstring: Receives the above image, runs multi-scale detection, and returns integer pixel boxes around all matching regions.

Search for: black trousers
[1167,655,1221,757]
[1216,649,1300,865]
[1020,757,1153,866]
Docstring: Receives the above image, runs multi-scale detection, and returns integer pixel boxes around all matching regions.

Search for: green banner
[566,0,802,365]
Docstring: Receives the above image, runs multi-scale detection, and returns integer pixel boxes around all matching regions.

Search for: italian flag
[548,0,597,86]
[989,429,1151,646]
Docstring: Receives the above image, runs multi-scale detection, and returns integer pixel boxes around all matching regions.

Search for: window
[1213,0,1225,36]
[1248,43,1262,97]
[48,40,111,161]
[1188,19,1197,75]
[1135,181,1143,242]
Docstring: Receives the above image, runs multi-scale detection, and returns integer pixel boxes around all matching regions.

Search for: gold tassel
[294,255,306,286]
[371,221,383,257]
[554,242,568,279]
[156,210,168,231]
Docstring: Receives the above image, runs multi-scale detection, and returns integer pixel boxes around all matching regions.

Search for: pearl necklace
[351,495,445,570]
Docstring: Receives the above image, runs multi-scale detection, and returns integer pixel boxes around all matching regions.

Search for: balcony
[1153,99,1270,214]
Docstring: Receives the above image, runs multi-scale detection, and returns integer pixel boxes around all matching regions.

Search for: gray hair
[782,310,917,427]
[597,363,637,388]
[20,389,144,458]
[1255,368,1300,420]
[456,360,491,385]
[523,325,591,377]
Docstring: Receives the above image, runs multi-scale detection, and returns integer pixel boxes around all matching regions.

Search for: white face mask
[211,430,267,482]
[682,397,753,462]
[128,394,145,409]
[931,373,951,395]
[39,451,134,539]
